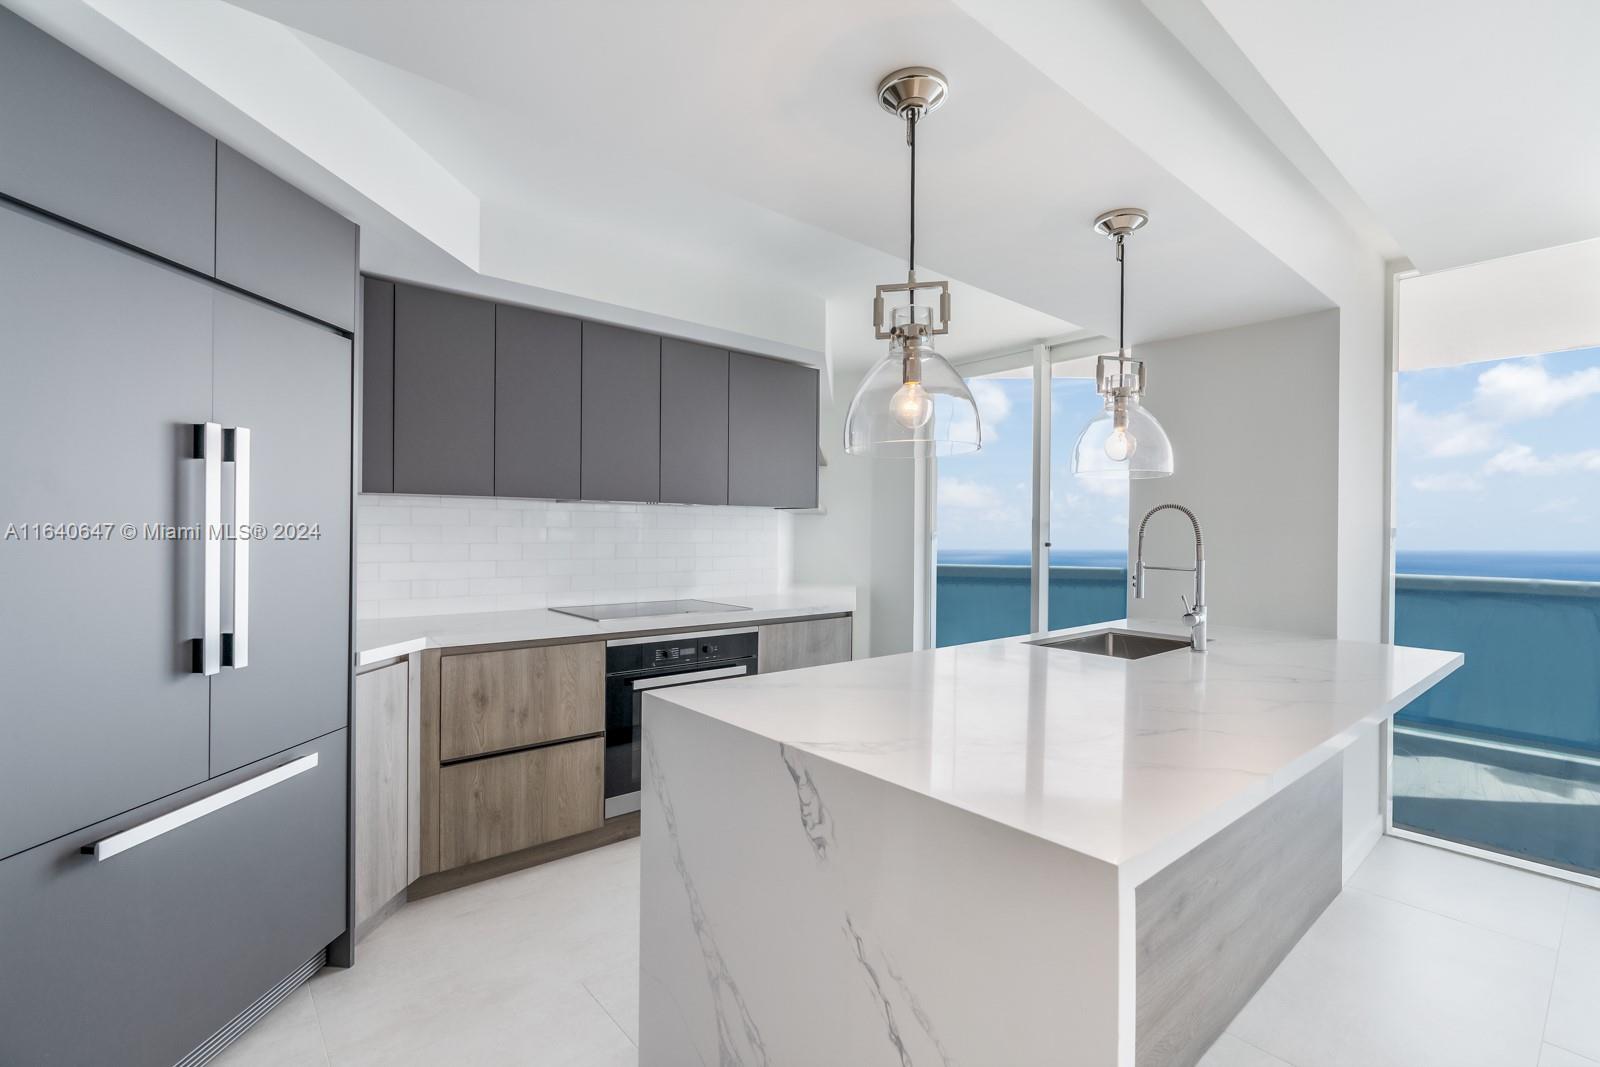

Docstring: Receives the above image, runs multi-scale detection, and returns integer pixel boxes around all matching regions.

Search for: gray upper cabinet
[0,7,216,274]
[0,204,212,860]
[496,304,582,500]
[209,294,353,775]
[393,284,496,497]
[728,353,819,508]
[216,145,358,330]
[362,277,395,493]
[660,339,730,505]
[581,323,661,503]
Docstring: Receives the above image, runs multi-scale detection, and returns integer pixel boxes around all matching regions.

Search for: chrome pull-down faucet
[1133,504,1207,652]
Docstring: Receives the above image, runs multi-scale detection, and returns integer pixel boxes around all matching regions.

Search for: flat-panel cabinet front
[660,339,730,505]
[361,277,395,493]
[581,322,661,503]
[393,284,496,496]
[0,203,212,860]
[209,293,352,774]
[215,144,358,330]
[728,353,819,508]
[0,7,216,274]
[496,304,582,500]
[0,733,347,1067]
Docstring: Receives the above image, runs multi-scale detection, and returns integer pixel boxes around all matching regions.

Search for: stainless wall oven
[604,629,758,817]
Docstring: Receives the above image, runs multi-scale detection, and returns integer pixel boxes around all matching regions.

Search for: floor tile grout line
[303,978,336,1067]
[581,979,638,1049]
[1222,1028,1299,1066]
[1342,882,1568,953]
[1538,886,1576,1053]
[1544,1040,1600,1067]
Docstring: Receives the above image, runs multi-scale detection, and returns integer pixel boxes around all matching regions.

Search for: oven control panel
[652,642,699,665]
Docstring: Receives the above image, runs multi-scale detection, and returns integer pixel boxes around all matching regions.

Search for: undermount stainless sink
[1028,628,1192,660]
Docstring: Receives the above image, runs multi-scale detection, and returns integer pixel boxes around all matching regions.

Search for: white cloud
[949,378,1012,446]
[939,477,1003,510]
[1397,402,1499,458]
[1412,473,1482,493]
[1482,443,1600,476]
[1474,358,1600,422]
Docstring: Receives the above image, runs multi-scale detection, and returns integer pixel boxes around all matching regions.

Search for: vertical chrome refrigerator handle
[193,422,222,675]
[223,426,250,669]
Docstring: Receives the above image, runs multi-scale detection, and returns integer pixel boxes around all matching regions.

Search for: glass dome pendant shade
[1071,351,1174,478]
[1071,208,1174,479]
[845,305,981,457]
[844,66,981,459]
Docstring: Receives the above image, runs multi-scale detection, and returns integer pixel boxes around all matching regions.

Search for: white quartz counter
[650,619,1461,883]
[355,585,855,666]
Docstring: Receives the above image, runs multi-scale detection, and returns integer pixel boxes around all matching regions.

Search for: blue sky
[935,374,1129,554]
[937,347,1600,556]
[1396,347,1600,551]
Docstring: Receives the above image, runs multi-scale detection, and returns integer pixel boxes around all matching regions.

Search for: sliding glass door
[933,366,1033,646]
[931,350,1131,647]
[1389,345,1600,880]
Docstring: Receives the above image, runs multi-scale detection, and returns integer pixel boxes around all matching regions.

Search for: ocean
[937,548,1600,582]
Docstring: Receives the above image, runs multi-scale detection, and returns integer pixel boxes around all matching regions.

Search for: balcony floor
[1393,725,1600,876]
[213,835,1600,1067]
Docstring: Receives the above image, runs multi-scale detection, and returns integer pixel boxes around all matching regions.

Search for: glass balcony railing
[935,564,1127,647]
[933,564,1600,877]
[1392,574,1600,877]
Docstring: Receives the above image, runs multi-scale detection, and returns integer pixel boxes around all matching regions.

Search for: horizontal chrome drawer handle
[631,665,750,691]
[83,753,318,862]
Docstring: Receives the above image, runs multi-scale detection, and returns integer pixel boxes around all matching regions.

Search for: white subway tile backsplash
[356,494,791,619]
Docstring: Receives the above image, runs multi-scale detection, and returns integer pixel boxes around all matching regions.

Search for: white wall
[790,370,916,659]
[1129,309,1341,636]
[357,495,791,620]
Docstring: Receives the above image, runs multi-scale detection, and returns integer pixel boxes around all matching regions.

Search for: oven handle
[630,664,751,691]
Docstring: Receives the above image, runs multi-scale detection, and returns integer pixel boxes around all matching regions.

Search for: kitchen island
[638,621,1461,1067]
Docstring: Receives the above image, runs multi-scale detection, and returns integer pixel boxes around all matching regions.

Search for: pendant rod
[1116,233,1126,352]
[907,108,919,302]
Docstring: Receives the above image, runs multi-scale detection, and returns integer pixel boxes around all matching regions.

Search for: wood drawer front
[438,739,603,869]
[440,642,604,760]
[758,616,853,674]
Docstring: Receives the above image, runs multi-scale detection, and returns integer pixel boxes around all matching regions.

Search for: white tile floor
[217,835,1599,1067]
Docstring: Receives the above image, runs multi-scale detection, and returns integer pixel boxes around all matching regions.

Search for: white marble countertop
[356,585,855,665]
[650,619,1461,883]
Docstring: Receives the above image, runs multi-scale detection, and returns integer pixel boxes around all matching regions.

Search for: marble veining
[644,734,770,1066]
[778,743,836,862]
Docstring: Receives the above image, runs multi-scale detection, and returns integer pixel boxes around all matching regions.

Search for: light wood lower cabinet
[437,738,604,869]
[353,660,409,937]
[758,615,853,673]
[439,641,604,760]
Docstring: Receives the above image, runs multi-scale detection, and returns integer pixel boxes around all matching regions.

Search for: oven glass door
[605,660,755,811]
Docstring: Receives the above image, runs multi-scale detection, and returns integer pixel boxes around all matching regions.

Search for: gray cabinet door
[0,7,216,273]
[215,144,358,330]
[210,293,352,775]
[660,339,729,505]
[0,732,347,1067]
[581,323,661,503]
[362,277,395,493]
[393,284,496,497]
[496,304,582,500]
[0,203,212,860]
[728,353,819,508]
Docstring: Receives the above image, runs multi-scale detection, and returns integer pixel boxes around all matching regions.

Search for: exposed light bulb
[890,380,934,429]
[1104,424,1136,461]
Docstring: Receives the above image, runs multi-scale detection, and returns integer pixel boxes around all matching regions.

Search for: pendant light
[843,67,981,458]
[1071,208,1174,479]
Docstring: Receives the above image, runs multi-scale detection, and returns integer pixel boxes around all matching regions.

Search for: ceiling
[12,0,1590,372]
[1197,0,1600,273]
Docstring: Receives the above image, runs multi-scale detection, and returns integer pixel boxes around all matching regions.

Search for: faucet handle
[1179,594,1193,615]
